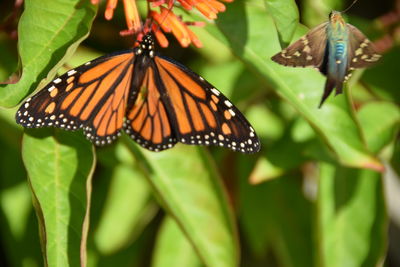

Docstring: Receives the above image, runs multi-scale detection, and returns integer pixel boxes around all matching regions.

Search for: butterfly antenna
[341,0,359,13]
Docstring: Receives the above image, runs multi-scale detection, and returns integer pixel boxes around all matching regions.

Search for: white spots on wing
[67,69,77,76]
[364,54,381,62]
[281,49,292,59]
[224,100,232,107]
[211,88,220,96]
[360,39,370,48]
[355,48,363,56]
[53,78,62,84]
[228,109,236,117]
[24,103,29,108]
[293,51,301,57]
[48,85,56,92]
[306,55,313,61]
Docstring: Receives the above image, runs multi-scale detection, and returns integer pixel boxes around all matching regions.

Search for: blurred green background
[0,0,399,266]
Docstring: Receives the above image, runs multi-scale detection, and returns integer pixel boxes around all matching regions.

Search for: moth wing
[271,23,328,68]
[347,24,381,69]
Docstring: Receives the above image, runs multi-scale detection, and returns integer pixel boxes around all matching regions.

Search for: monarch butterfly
[16,34,260,153]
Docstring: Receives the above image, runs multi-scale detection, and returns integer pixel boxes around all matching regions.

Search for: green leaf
[239,174,314,266]
[152,217,202,267]
[301,0,339,26]
[390,140,400,176]
[317,163,387,267]
[0,0,97,108]
[0,36,18,82]
[126,142,238,267]
[213,0,383,171]
[0,112,42,266]
[363,47,400,103]
[357,102,400,154]
[94,144,156,254]
[22,129,95,266]
[264,0,299,47]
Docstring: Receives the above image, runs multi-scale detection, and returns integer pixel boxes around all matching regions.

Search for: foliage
[0,0,398,266]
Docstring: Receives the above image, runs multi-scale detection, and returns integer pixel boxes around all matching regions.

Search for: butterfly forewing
[347,24,381,69]
[16,50,135,145]
[271,23,328,68]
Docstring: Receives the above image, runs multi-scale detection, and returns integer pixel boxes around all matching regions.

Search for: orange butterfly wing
[17,34,260,153]
[16,50,134,145]
[124,55,260,153]
[124,65,176,150]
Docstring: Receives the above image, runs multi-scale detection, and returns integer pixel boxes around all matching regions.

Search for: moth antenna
[341,0,359,13]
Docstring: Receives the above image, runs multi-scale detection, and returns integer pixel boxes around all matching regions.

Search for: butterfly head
[136,33,155,58]
[329,11,346,27]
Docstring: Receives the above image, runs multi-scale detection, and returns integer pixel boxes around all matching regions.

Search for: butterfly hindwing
[16,50,135,145]
[271,23,328,68]
[124,63,178,151]
[347,24,381,69]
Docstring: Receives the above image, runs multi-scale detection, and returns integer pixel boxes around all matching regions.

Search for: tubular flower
[92,0,233,47]
[149,0,233,20]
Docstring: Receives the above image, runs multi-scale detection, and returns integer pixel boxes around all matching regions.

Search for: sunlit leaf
[127,142,238,267]
[0,0,97,108]
[22,129,95,266]
[317,163,387,267]
[152,217,202,267]
[265,0,299,47]
[94,144,156,254]
[357,102,400,154]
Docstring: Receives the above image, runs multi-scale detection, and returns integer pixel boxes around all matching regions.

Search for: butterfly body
[272,11,381,107]
[325,11,349,97]
[16,34,260,153]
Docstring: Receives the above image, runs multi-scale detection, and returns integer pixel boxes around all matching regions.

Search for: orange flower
[148,0,232,19]
[92,0,233,47]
